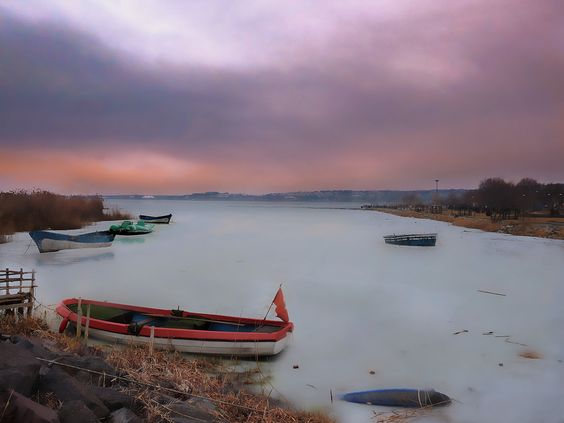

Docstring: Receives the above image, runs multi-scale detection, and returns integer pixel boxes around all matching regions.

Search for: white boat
[29,231,115,253]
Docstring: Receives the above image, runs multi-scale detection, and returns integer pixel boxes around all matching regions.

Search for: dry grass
[0,315,100,356]
[372,401,452,423]
[104,207,133,221]
[0,190,132,238]
[518,350,543,359]
[32,391,62,410]
[0,315,49,336]
[373,409,426,423]
[106,347,335,423]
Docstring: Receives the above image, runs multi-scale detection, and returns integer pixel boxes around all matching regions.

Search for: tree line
[401,178,563,221]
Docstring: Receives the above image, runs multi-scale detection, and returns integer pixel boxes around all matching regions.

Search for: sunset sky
[1,0,562,194]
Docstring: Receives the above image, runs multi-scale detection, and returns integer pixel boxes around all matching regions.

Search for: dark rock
[168,397,222,423]
[55,355,116,386]
[58,400,99,423]
[0,342,41,396]
[153,378,176,390]
[39,367,110,418]
[10,335,32,347]
[10,336,59,360]
[90,386,137,411]
[154,393,180,405]
[108,408,142,423]
[0,390,60,423]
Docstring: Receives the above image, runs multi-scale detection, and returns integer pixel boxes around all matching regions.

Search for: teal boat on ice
[109,220,154,236]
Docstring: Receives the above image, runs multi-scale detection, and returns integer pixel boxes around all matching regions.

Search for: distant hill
[105,189,466,205]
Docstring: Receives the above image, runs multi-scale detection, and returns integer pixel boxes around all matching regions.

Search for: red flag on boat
[272,287,289,322]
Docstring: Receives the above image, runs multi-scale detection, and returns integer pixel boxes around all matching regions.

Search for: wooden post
[28,270,35,316]
[76,298,82,338]
[17,268,23,316]
[84,304,91,342]
[149,325,155,355]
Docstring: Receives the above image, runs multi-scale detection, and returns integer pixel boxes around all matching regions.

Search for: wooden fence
[0,268,36,316]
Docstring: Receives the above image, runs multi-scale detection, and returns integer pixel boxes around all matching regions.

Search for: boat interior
[68,303,281,333]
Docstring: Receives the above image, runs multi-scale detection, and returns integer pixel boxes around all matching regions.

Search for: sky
[0,0,563,194]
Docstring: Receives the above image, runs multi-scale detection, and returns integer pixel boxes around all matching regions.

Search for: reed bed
[106,347,334,423]
[0,190,131,237]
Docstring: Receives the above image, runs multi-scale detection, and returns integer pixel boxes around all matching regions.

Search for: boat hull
[56,298,293,357]
[383,233,437,247]
[29,231,115,253]
[341,389,450,407]
[139,214,172,224]
[110,230,152,235]
[74,325,289,356]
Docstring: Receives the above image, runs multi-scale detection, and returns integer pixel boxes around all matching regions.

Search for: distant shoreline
[104,189,466,204]
[372,208,564,240]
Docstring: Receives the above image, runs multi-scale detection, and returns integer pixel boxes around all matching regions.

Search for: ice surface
[1,200,563,423]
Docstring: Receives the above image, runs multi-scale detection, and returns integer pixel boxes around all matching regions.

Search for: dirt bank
[371,208,564,240]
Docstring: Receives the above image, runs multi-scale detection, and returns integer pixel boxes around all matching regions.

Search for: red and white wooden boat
[56,298,293,357]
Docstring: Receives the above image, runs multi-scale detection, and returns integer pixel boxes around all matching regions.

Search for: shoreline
[370,208,564,240]
[0,316,334,423]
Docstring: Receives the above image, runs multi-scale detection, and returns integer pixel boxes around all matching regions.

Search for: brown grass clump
[0,315,103,357]
[104,207,133,221]
[106,346,335,423]
[0,315,48,336]
[0,190,132,238]
[372,402,452,423]
[518,350,543,359]
[373,409,425,422]
[32,391,62,410]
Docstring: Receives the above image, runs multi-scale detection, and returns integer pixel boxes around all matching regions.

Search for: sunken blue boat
[29,230,116,253]
[341,389,450,408]
[383,233,437,247]
[138,213,172,224]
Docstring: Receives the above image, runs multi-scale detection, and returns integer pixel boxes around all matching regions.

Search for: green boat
[109,220,154,236]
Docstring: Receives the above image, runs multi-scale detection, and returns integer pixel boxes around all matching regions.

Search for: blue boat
[29,230,116,253]
[383,233,437,247]
[138,213,172,224]
[341,389,450,407]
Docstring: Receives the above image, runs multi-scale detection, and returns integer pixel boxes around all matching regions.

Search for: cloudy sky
[0,0,562,194]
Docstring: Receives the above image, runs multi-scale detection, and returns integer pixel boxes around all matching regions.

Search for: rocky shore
[0,318,333,423]
[0,334,221,423]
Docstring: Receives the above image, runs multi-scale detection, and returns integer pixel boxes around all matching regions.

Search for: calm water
[2,200,564,423]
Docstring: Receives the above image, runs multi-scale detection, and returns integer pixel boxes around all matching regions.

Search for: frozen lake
[1,200,564,423]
